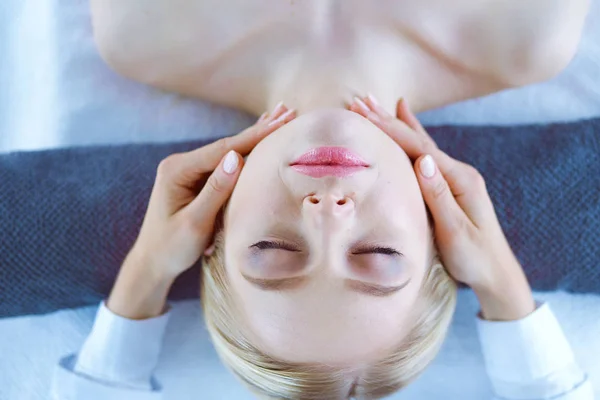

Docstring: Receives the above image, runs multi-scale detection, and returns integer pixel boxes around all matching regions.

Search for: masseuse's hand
[107,103,296,320]
[350,95,536,321]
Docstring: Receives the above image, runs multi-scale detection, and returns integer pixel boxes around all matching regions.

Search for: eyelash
[250,240,301,252]
[352,246,402,256]
[251,241,401,256]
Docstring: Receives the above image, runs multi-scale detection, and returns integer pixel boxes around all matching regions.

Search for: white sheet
[1,291,599,400]
[1,1,599,399]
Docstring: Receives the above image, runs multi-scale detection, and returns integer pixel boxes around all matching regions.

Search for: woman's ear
[204,242,216,256]
[204,207,227,258]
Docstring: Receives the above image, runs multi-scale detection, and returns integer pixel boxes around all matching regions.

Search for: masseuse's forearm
[472,264,536,322]
[107,250,174,320]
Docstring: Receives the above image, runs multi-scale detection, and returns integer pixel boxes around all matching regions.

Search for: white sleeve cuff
[52,355,162,400]
[477,302,589,399]
[73,301,171,391]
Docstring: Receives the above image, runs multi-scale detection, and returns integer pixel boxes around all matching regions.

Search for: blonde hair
[201,226,457,400]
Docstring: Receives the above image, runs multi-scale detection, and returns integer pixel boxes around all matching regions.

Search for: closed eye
[351,246,403,257]
[250,240,301,252]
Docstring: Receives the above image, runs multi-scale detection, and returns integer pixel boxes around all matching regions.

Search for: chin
[274,108,390,150]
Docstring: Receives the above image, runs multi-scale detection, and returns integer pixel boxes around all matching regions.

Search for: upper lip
[291,147,369,167]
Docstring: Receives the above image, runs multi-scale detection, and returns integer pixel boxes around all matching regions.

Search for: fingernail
[268,108,295,126]
[420,155,436,178]
[354,96,370,114]
[223,150,239,174]
[367,93,379,105]
[401,97,410,109]
[272,101,284,113]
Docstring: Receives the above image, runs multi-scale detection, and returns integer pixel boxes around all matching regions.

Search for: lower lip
[291,147,369,178]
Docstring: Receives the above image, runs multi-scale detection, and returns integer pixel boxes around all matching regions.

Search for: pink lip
[291,147,369,178]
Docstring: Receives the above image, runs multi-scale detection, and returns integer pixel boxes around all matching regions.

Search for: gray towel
[1,119,599,317]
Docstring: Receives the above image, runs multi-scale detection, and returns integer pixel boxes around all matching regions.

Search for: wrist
[107,250,174,320]
[119,245,177,286]
[472,264,536,321]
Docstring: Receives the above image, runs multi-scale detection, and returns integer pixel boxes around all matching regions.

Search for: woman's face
[224,109,431,366]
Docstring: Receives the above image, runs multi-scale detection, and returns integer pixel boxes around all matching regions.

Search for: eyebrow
[345,279,411,297]
[241,274,308,291]
[241,274,411,297]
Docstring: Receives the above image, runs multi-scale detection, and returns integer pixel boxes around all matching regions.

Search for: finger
[349,96,412,138]
[264,101,287,123]
[415,154,471,236]
[256,101,295,127]
[350,95,405,130]
[172,103,296,185]
[267,108,296,128]
[441,155,494,227]
[368,95,438,155]
[419,152,493,228]
[184,150,243,231]
[396,97,426,135]
[258,111,269,123]
[352,94,437,160]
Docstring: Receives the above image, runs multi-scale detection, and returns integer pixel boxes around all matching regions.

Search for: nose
[303,193,355,220]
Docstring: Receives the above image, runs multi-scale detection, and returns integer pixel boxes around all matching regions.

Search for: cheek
[371,181,426,228]
[229,163,279,211]
[385,170,428,227]
[369,176,431,272]
[225,177,293,238]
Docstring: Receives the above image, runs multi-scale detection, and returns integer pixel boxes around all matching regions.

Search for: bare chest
[113,0,488,114]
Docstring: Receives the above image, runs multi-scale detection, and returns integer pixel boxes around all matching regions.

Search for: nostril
[309,197,320,204]
[337,199,347,206]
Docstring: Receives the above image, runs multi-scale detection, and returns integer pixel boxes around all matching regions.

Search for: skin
[91,0,589,117]
[224,108,431,364]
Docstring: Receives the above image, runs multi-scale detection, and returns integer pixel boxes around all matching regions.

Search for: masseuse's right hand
[351,96,536,321]
[107,103,296,320]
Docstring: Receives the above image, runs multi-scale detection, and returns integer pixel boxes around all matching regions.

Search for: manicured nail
[268,108,295,126]
[272,101,285,114]
[223,150,239,174]
[367,93,379,106]
[420,155,436,178]
[354,97,370,114]
[258,111,268,122]
[401,97,410,110]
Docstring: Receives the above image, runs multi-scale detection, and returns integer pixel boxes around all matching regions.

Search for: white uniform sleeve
[477,302,594,400]
[51,302,170,400]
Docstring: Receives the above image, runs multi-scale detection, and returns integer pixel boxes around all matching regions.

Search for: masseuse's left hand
[107,104,296,320]
[350,95,535,321]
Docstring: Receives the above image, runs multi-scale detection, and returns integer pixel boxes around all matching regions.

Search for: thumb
[415,154,469,236]
[185,150,242,230]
